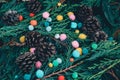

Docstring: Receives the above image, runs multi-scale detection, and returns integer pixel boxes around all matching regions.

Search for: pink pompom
[72,40,79,48]
[35,61,42,68]
[69,14,76,21]
[30,48,36,53]
[42,12,50,19]
[60,34,67,41]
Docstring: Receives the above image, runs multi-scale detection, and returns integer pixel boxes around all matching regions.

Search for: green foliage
[0,0,120,80]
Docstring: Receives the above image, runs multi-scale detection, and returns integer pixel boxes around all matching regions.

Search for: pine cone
[25,31,56,62]
[16,52,36,72]
[26,0,42,14]
[92,30,108,42]
[74,5,93,22]
[2,10,20,25]
[82,16,101,37]
[35,42,56,62]
[25,31,46,48]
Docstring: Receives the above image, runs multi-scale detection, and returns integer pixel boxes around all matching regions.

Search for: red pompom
[29,13,35,17]
[19,15,23,21]
[58,75,65,80]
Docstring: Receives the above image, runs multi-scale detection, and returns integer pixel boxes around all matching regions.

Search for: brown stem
[60,0,66,3]
[8,41,25,47]
[0,39,25,48]
[107,69,119,80]
[43,61,84,79]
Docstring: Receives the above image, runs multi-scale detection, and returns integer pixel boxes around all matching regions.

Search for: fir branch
[89,59,120,80]
[43,61,84,79]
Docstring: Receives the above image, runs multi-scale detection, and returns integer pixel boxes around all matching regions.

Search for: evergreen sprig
[0,0,120,80]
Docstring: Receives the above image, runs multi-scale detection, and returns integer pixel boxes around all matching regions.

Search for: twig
[43,61,84,79]
[107,69,119,80]
[60,0,66,3]
[8,40,25,47]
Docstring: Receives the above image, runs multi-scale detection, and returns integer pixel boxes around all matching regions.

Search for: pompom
[71,40,79,48]
[35,61,42,69]
[56,15,63,21]
[71,22,77,29]
[78,33,87,40]
[60,34,67,41]
[30,20,37,26]
[69,14,76,21]
[36,69,44,78]
[42,12,50,19]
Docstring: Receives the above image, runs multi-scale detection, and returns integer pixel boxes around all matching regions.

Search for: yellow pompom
[76,48,82,55]
[67,12,74,16]
[19,36,25,43]
[75,30,80,34]
[78,33,87,40]
[48,63,53,68]
[57,2,61,6]
[56,15,63,21]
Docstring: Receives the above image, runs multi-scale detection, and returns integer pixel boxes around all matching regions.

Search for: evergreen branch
[43,61,84,79]
[49,36,68,47]
[89,59,120,80]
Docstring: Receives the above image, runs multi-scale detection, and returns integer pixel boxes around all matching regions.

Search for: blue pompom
[72,50,80,58]
[71,22,77,29]
[108,37,113,41]
[44,21,50,27]
[28,25,34,31]
[36,69,44,78]
[82,48,88,55]
[78,22,82,28]
[46,17,52,22]
[23,74,31,80]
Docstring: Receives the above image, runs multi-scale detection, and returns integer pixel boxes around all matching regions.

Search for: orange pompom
[70,58,74,62]
[58,75,65,80]
[19,15,23,21]
[29,13,35,17]
[30,20,37,26]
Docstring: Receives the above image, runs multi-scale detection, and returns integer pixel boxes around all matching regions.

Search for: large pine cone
[74,5,93,22]
[35,42,56,62]
[15,52,36,72]
[25,31,56,62]
[92,30,108,42]
[82,16,101,37]
[26,0,42,14]
[2,10,20,25]
[25,31,46,48]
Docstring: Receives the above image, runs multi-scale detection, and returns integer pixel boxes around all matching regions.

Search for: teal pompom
[72,50,80,58]
[72,72,78,79]
[91,43,98,49]
[46,17,52,22]
[36,69,44,78]
[23,74,31,80]
[78,22,82,28]
[71,22,77,28]
[82,48,88,55]
[53,60,59,67]
[44,21,50,27]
